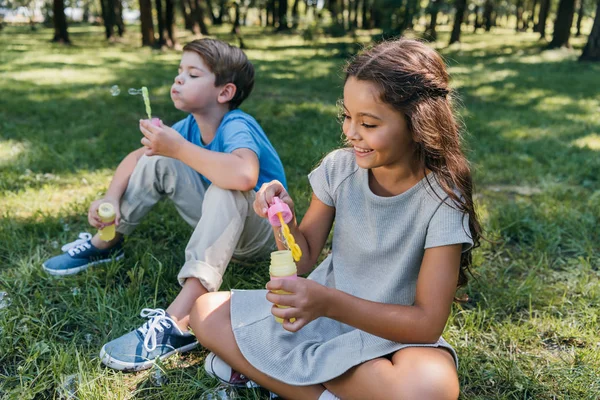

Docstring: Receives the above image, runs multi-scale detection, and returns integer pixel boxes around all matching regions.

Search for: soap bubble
[201,387,235,400]
[150,366,167,386]
[71,287,80,296]
[59,374,80,399]
[110,85,120,96]
[0,292,11,310]
[128,88,143,95]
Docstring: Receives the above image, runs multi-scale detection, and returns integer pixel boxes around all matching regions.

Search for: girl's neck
[192,106,230,145]
[368,162,425,197]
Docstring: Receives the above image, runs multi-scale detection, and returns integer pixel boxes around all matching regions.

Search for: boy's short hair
[183,38,255,110]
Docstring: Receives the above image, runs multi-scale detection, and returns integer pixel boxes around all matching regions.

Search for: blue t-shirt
[171,109,287,191]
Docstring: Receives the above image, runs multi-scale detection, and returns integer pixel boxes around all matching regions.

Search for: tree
[548,0,575,48]
[580,0,600,60]
[139,0,155,46]
[424,0,444,40]
[536,0,551,37]
[449,0,467,44]
[52,0,70,43]
[575,0,586,36]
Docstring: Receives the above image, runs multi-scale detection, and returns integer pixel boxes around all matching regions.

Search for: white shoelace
[67,241,92,256]
[61,232,93,252]
[137,308,182,352]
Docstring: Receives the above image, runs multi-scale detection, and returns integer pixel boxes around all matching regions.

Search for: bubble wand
[128,87,160,126]
[267,197,302,262]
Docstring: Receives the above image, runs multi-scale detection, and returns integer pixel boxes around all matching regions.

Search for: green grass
[0,24,599,399]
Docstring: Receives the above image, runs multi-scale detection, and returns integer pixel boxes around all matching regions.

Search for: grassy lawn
[0,23,599,399]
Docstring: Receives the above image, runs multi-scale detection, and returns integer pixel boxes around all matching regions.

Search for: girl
[189,38,481,399]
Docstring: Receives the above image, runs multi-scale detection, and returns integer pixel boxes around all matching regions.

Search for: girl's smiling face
[342,76,417,172]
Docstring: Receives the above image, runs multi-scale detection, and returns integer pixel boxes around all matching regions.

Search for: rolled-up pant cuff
[178,260,223,292]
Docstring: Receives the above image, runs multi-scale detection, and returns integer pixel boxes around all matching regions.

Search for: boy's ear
[217,83,237,105]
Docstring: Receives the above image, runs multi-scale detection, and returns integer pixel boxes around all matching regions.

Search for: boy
[42,38,287,371]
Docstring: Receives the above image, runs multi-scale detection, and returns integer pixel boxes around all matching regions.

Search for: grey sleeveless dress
[230,149,473,385]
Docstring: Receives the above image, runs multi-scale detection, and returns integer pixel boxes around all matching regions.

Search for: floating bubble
[71,287,80,296]
[59,374,80,400]
[0,292,11,310]
[201,386,236,400]
[84,333,92,344]
[128,88,143,95]
[150,366,167,386]
[110,85,120,96]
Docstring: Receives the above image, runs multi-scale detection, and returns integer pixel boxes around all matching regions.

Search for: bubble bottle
[269,250,297,324]
[97,203,116,241]
[267,197,301,324]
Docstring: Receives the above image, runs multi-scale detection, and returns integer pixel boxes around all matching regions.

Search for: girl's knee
[393,348,459,400]
[189,292,231,347]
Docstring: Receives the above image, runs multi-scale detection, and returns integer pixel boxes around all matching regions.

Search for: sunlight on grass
[572,133,600,150]
[0,139,29,166]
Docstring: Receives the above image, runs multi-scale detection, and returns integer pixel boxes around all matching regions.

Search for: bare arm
[139,119,259,191]
[176,144,259,191]
[105,147,146,201]
[268,244,462,343]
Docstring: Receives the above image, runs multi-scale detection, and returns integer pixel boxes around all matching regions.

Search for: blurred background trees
[0,0,597,60]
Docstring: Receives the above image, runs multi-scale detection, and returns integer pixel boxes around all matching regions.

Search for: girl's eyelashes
[343,114,376,129]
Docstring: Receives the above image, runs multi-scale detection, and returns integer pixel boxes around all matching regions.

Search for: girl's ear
[217,83,237,104]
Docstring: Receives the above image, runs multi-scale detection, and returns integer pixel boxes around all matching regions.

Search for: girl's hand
[88,198,121,229]
[253,180,294,219]
[139,119,185,158]
[266,277,330,332]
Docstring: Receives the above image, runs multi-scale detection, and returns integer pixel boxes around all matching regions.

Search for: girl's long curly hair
[344,38,482,288]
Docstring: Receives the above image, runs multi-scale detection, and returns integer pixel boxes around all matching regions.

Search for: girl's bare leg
[324,346,459,400]
[189,292,327,400]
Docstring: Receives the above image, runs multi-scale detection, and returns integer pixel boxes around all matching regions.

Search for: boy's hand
[88,198,121,229]
[254,180,294,219]
[139,119,185,158]
[266,277,330,332]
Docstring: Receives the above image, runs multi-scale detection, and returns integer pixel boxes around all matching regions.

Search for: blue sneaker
[42,232,124,276]
[100,308,198,371]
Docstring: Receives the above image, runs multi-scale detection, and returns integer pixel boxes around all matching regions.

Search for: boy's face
[171,51,221,113]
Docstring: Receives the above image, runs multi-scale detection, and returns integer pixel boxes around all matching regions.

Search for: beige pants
[116,155,275,292]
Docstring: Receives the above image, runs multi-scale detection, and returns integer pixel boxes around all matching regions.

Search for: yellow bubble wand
[267,197,302,262]
[129,86,152,119]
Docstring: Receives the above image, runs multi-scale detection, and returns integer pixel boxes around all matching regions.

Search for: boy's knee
[189,292,231,346]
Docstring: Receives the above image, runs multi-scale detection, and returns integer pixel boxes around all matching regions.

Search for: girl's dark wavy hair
[344,38,482,288]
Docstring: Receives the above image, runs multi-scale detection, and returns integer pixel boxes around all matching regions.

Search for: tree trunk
[214,0,226,24]
[52,0,70,43]
[267,0,275,26]
[277,0,289,30]
[194,0,210,34]
[292,0,300,28]
[361,0,368,28]
[548,0,575,47]
[580,0,600,60]
[528,0,539,30]
[115,0,125,36]
[473,5,481,31]
[205,0,217,22]
[576,0,585,36]
[537,0,550,36]
[100,0,115,39]
[155,0,166,47]
[139,0,155,46]
[181,0,196,32]
[165,0,176,46]
[515,0,524,31]
[483,0,493,31]
[352,0,360,28]
[425,0,443,39]
[449,0,467,44]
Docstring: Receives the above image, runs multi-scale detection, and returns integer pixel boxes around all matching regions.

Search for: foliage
[0,24,599,399]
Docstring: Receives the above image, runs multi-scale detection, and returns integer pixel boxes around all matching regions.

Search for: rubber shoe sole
[42,252,124,276]
[99,341,198,371]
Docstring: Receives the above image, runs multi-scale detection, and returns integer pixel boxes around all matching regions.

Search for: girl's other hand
[265,277,329,332]
[253,180,294,219]
[88,198,121,229]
